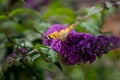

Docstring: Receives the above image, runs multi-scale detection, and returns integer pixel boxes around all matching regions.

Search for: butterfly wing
[47,31,59,39]
[46,23,78,41]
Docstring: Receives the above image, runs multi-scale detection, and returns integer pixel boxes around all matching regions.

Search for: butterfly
[46,22,78,41]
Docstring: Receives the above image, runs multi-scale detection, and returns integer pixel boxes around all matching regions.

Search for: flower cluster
[43,24,120,65]
[0,47,29,74]
[6,47,29,62]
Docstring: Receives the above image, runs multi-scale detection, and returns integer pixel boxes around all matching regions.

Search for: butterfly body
[47,23,78,41]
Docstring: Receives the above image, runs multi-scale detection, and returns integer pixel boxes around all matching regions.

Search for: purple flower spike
[16,47,28,57]
[17,48,28,54]
[43,24,120,65]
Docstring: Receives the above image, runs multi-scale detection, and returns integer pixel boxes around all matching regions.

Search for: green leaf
[35,44,58,63]
[9,8,41,18]
[44,8,75,19]
[0,15,8,19]
[31,54,40,62]
[34,21,51,33]
[48,49,58,63]
[13,23,28,32]
[49,0,63,9]
[81,22,100,35]
[34,44,48,50]
[43,8,76,23]
[0,0,7,2]
[86,6,101,17]
[77,5,103,35]
[75,23,90,33]
[54,61,62,71]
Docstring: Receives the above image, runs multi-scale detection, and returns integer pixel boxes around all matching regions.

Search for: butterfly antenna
[70,22,78,29]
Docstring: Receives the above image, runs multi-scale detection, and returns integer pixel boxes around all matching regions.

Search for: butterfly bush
[43,24,120,65]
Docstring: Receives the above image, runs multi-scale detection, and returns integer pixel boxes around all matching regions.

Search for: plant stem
[76,1,120,21]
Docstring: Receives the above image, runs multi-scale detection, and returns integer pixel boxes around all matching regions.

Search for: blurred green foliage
[0,0,120,80]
